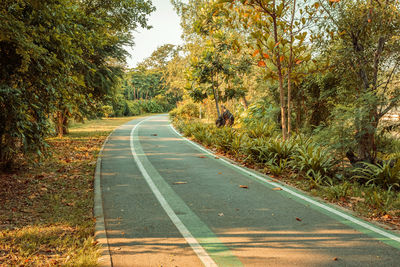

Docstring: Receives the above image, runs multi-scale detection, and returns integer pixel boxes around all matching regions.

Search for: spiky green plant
[352,160,400,189]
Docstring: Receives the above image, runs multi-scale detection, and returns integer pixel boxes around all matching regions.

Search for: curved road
[99,115,400,266]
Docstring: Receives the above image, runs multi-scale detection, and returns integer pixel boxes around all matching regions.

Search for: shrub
[291,141,337,185]
[102,105,114,118]
[214,127,237,153]
[245,120,277,139]
[170,101,201,121]
[266,137,298,164]
[140,99,164,113]
[351,160,400,190]
[241,137,270,163]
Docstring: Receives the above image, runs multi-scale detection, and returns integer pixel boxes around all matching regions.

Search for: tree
[317,0,400,162]
[0,0,154,167]
[184,1,253,117]
[220,0,316,139]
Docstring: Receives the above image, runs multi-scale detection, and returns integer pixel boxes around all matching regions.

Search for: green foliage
[170,101,202,120]
[352,161,400,190]
[322,181,352,201]
[245,121,277,139]
[266,159,289,176]
[0,0,154,166]
[291,141,337,185]
[102,105,114,118]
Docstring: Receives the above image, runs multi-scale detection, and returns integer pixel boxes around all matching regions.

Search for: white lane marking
[169,124,400,244]
[130,117,217,267]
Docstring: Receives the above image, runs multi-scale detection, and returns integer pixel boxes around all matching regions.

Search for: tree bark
[272,13,288,140]
[56,110,64,138]
[287,0,296,138]
[213,73,221,117]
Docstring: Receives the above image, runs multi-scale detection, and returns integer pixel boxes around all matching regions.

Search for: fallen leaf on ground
[239,185,248,189]
[173,181,187,185]
[150,134,158,136]
[215,157,219,159]
[333,257,338,261]
[198,156,206,158]
[382,214,392,220]
[350,197,365,202]
[296,217,302,221]
[273,187,282,191]
[218,213,224,216]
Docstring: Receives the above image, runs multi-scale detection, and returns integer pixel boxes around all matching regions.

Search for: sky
[125,0,183,68]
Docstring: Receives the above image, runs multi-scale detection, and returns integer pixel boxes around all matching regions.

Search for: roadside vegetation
[0,116,142,265]
[168,0,400,230]
[2,0,400,264]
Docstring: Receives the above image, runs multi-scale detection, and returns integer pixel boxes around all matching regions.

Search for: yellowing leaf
[258,60,266,67]
[280,55,284,62]
[263,53,270,59]
[252,49,259,57]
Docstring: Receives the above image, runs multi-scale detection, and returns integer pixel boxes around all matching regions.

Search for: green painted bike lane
[101,115,400,266]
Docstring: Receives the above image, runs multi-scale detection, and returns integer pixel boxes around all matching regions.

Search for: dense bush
[105,98,170,118]
[169,101,202,121]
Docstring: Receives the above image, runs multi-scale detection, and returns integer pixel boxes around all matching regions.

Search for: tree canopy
[0,0,154,167]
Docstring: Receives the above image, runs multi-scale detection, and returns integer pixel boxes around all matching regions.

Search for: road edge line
[94,128,115,267]
[130,116,218,267]
[169,123,400,246]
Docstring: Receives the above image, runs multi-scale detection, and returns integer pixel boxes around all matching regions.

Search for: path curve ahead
[99,114,400,267]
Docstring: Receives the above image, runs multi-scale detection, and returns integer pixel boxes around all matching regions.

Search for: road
[99,114,400,267]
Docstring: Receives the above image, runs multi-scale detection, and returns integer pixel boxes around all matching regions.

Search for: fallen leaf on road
[273,187,282,191]
[150,134,158,136]
[239,185,248,189]
[333,257,338,261]
[218,213,224,216]
[296,217,302,221]
[198,156,206,158]
[173,181,187,185]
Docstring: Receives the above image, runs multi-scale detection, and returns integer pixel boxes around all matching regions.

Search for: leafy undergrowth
[0,116,141,266]
[171,118,400,231]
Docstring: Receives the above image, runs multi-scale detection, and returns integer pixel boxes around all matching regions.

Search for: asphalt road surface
[100,114,400,267]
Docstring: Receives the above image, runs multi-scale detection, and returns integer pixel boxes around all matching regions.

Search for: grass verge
[0,116,143,266]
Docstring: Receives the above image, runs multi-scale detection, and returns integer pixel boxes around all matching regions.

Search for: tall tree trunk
[272,13,288,140]
[62,115,69,135]
[287,0,296,138]
[358,106,378,163]
[213,73,221,116]
[56,110,64,138]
